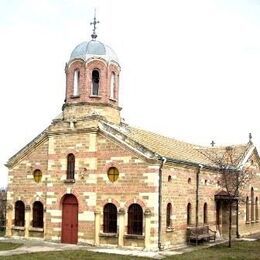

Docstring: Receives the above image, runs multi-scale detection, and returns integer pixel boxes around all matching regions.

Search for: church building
[5,18,260,250]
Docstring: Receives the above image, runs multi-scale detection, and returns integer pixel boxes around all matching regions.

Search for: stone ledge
[11,226,25,231]
[64,179,75,184]
[29,227,44,232]
[124,234,144,240]
[99,232,118,238]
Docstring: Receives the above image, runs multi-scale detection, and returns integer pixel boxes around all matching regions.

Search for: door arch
[61,194,78,244]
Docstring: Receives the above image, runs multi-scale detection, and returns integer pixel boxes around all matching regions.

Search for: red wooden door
[61,194,78,244]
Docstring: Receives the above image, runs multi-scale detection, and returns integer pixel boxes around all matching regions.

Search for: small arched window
[15,201,25,227]
[251,187,254,222]
[73,70,80,96]
[166,203,172,228]
[33,201,44,228]
[187,203,192,225]
[103,203,117,233]
[246,196,249,222]
[203,203,208,224]
[256,197,259,221]
[128,204,143,235]
[67,153,75,180]
[110,72,116,99]
[33,169,42,183]
[92,70,100,96]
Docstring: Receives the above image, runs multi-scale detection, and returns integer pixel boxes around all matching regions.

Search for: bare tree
[0,188,7,234]
[200,144,256,247]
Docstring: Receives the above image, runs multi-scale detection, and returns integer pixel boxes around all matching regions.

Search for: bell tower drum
[63,14,121,124]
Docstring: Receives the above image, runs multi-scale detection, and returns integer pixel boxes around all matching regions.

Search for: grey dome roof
[69,40,119,63]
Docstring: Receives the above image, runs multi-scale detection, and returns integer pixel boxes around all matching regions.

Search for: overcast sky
[1,0,260,188]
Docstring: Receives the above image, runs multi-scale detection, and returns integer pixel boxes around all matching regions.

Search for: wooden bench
[187,226,216,244]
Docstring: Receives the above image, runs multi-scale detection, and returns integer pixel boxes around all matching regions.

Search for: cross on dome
[90,9,100,40]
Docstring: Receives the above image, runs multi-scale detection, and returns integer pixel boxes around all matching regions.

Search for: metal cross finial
[249,133,252,143]
[210,140,215,147]
[90,9,99,40]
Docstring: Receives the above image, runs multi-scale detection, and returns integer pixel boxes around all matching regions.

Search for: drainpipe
[195,164,203,246]
[158,157,166,251]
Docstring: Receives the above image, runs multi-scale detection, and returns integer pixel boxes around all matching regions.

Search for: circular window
[33,169,42,183]
[107,167,119,182]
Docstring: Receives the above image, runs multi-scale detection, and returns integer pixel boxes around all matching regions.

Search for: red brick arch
[86,58,108,68]
[30,197,45,206]
[124,198,146,211]
[57,188,84,213]
[68,59,85,69]
[100,198,120,209]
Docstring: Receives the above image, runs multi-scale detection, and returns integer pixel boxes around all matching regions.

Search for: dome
[69,40,119,64]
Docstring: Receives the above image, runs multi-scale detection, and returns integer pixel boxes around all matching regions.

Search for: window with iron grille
[33,201,44,228]
[246,196,249,222]
[67,153,75,180]
[15,201,25,227]
[166,203,172,228]
[127,203,143,235]
[256,197,259,221]
[203,203,208,224]
[251,187,255,221]
[92,70,100,96]
[103,203,117,233]
[187,203,191,225]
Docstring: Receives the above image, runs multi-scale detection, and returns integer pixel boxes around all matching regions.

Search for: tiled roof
[114,123,252,167]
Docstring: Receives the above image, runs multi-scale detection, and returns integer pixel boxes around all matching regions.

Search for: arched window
[256,197,259,222]
[166,203,172,228]
[73,70,80,96]
[187,203,191,225]
[110,72,116,99]
[92,70,100,96]
[246,196,249,222]
[203,203,208,224]
[33,201,44,228]
[128,204,143,235]
[15,201,25,227]
[251,187,254,222]
[103,203,117,233]
[33,169,42,183]
[67,153,75,180]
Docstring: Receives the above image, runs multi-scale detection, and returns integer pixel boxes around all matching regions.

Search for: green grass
[0,242,22,251]
[0,240,260,260]
[0,250,150,260]
[165,240,260,260]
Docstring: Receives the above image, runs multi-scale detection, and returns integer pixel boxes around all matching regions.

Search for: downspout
[195,164,203,246]
[158,156,166,251]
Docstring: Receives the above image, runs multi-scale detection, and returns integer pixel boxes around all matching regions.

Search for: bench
[187,226,216,244]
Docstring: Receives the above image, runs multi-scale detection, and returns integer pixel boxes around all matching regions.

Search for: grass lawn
[165,240,260,260]
[0,242,22,251]
[0,240,259,260]
[0,250,149,260]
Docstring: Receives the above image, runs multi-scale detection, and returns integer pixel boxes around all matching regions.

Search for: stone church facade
[5,26,260,250]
